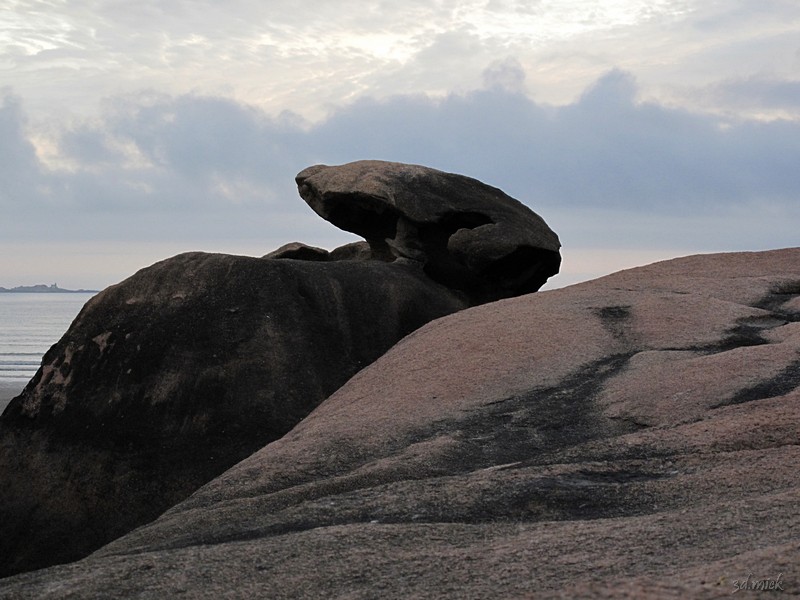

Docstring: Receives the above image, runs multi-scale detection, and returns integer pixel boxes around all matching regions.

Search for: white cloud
[6,0,798,123]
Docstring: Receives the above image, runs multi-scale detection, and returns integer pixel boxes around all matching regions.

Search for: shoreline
[0,381,25,413]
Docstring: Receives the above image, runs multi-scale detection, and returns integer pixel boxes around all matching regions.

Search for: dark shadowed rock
[296,160,561,302]
[328,241,373,261]
[0,161,561,579]
[263,241,331,261]
[0,251,466,577]
[264,241,373,262]
[1,248,797,598]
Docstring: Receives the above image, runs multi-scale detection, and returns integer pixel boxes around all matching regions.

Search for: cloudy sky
[2,0,799,290]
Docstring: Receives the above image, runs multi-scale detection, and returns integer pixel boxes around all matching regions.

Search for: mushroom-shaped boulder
[296,160,561,302]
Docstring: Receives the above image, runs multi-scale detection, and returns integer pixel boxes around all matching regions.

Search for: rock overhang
[296,160,561,301]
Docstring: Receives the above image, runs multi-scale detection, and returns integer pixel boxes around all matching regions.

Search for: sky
[1,0,799,290]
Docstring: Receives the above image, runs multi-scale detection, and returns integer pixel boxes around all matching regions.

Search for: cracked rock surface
[2,248,797,599]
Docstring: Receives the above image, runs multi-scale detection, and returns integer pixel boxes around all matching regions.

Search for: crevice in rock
[716,324,773,351]
[752,280,800,321]
[437,210,494,233]
[684,315,789,356]
[711,359,800,408]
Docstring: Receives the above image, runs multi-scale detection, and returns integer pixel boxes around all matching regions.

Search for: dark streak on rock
[413,353,643,473]
[712,359,800,408]
[753,280,800,320]
[595,305,632,341]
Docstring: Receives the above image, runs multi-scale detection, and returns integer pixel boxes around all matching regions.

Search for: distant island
[0,283,99,294]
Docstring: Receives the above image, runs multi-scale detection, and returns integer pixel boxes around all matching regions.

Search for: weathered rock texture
[0,253,468,577]
[297,160,561,302]
[1,248,797,598]
[0,162,560,578]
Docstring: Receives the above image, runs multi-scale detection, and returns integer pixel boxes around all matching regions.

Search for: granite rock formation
[0,253,466,577]
[296,160,562,302]
[1,248,796,598]
[0,162,560,578]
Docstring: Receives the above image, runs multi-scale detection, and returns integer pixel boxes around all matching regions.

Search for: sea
[0,293,95,412]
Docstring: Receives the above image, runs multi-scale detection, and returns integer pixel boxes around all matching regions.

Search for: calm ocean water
[0,293,95,409]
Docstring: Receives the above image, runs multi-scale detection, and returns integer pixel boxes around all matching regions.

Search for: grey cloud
[482,57,527,93]
[58,127,124,166]
[574,69,637,109]
[4,68,800,254]
[310,68,800,212]
[0,91,42,205]
[707,76,800,111]
[2,90,313,244]
[105,94,276,177]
